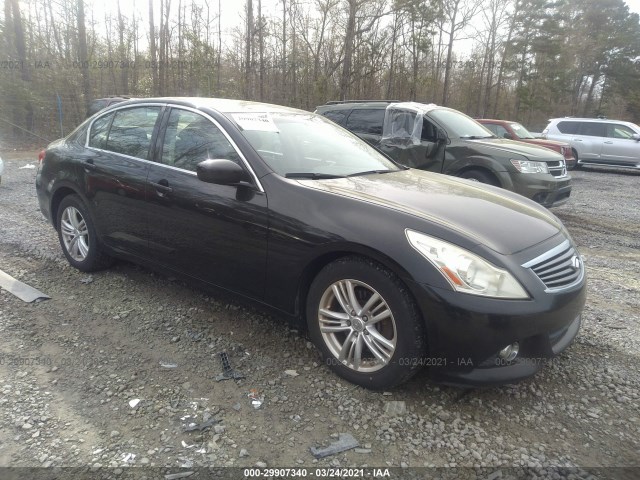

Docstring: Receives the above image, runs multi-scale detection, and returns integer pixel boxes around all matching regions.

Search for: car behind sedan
[35,98,586,389]
[477,118,577,170]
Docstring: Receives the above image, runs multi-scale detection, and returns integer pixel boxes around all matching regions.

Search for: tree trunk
[258,0,264,101]
[77,0,91,110]
[245,0,253,99]
[149,0,158,95]
[340,0,357,101]
[442,1,459,106]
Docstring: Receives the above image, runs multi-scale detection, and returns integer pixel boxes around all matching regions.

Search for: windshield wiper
[346,169,398,177]
[285,172,345,179]
[461,135,495,139]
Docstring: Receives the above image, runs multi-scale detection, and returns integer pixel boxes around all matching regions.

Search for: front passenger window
[162,109,241,172]
[608,124,636,139]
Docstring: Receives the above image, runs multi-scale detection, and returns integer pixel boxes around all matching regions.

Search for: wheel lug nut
[346,321,352,326]
[362,316,368,322]
[364,330,369,335]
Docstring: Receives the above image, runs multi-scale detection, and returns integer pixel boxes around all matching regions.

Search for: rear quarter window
[345,109,385,135]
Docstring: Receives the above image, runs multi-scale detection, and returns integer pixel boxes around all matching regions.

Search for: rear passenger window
[346,109,385,135]
[578,122,606,137]
[322,110,348,125]
[105,107,161,159]
[483,124,499,136]
[494,125,510,138]
[88,113,114,149]
[556,121,580,134]
[161,109,241,172]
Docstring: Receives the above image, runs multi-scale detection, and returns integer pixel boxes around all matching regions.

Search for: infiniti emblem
[571,255,581,271]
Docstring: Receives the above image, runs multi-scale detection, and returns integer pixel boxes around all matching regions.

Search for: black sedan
[35,98,586,389]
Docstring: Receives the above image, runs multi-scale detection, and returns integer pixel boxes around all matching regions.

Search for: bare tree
[440,0,481,105]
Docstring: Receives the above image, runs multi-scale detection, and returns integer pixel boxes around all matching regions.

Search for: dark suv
[316,101,572,208]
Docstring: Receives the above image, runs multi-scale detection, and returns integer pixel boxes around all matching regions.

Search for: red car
[478,119,577,170]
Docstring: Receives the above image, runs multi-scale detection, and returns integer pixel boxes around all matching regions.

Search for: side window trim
[85,102,167,160]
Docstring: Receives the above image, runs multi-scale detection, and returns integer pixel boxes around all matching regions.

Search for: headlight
[510,159,549,174]
[406,230,529,299]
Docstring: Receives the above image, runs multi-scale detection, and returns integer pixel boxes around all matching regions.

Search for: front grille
[548,160,567,178]
[522,240,584,291]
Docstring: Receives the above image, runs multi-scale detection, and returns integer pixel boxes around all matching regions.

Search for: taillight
[38,149,46,163]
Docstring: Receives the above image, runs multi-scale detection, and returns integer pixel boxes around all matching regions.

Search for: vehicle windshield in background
[233,113,401,178]
[511,122,535,139]
[429,108,495,139]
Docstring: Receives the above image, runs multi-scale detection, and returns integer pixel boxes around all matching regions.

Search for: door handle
[573,139,582,142]
[604,141,613,144]
[83,159,97,171]
[149,180,173,195]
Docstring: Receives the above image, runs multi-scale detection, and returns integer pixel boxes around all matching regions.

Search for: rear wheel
[56,195,113,272]
[459,169,498,186]
[306,256,426,389]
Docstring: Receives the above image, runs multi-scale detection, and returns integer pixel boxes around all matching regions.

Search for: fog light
[498,342,519,362]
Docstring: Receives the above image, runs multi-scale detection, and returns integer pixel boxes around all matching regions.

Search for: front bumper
[405,274,586,387]
[510,173,572,208]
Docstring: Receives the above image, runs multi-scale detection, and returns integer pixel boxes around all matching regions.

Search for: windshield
[232,113,401,178]
[428,108,494,139]
[510,122,535,139]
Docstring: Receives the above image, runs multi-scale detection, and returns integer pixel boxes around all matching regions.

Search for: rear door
[601,123,640,164]
[144,106,269,299]
[84,105,163,256]
[573,122,606,160]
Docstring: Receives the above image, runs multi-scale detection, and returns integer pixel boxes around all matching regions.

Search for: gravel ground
[0,150,638,479]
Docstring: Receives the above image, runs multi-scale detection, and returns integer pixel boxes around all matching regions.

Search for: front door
[601,123,640,164]
[378,114,445,172]
[144,107,269,300]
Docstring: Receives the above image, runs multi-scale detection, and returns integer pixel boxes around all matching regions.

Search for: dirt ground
[0,149,638,479]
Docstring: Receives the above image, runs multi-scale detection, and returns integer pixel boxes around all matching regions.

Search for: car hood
[464,138,564,161]
[520,138,568,148]
[300,169,564,255]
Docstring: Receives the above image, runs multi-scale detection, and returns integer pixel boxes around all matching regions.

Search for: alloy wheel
[318,279,397,372]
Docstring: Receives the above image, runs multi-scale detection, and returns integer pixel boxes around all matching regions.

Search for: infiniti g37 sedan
[35,98,586,389]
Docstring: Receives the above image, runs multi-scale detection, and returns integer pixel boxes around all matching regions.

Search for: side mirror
[197,159,250,186]
[503,133,513,140]
[436,129,448,143]
[632,133,640,142]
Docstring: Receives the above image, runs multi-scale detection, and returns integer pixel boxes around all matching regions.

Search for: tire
[459,169,498,186]
[56,195,113,272]
[306,256,426,389]
[571,149,581,170]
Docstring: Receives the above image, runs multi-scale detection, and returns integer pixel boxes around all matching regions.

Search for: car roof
[112,97,305,115]
[549,117,634,125]
[477,119,519,125]
[315,101,393,111]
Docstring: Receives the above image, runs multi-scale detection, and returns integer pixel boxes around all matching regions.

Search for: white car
[543,117,640,169]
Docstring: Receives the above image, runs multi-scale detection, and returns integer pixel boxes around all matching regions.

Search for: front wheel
[459,169,498,186]
[570,149,581,170]
[307,256,426,389]
[56,195,113,272]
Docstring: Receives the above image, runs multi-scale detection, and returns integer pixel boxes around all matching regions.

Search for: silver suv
[542,117,640,169]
